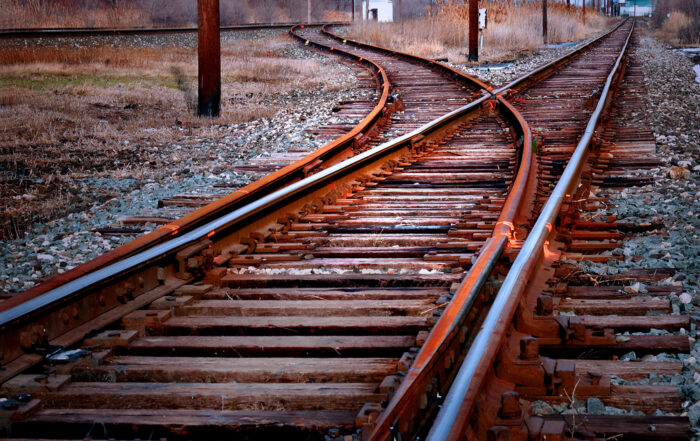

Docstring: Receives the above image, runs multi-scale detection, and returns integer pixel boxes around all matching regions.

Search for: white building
[362,0,394,21]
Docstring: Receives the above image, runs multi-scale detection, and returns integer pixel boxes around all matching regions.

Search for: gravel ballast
[0,31,373,294]
[527,27,700,432]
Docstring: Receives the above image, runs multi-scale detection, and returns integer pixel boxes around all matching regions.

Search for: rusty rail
[0,93,494,375]
[494,19,626,95]
[0,21,501,368]
[365,52,533,441]
[311,17,627,441]
[426,20,635,441]
[0,25,393,325]
[322,24,493,93]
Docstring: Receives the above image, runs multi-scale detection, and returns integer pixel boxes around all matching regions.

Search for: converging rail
[428,20,638,441]
[0,20,503,440]
[0,17,690,441]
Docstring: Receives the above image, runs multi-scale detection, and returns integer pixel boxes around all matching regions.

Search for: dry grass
[0,0,152,29]
[655,10,700,46]
[0,0,351,30]
[0,33,351,239]
[347,0,612,62]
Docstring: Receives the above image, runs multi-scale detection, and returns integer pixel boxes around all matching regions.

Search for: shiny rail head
[426,20,635,441]
[0,93,490,331]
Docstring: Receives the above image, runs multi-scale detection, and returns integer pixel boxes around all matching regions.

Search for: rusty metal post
[542,0,548,44]
[197,0,221,117]
[468,0,478,61]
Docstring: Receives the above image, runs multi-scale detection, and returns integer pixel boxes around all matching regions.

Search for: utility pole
[542,0,548,44]
[197,0,221,117]
[468,0,478,61]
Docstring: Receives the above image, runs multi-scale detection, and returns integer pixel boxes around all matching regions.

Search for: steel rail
[366,55,533,441]
[362,18,625,441]
[0,24,392,320]
[321,24,493,93]
[427,20,635,441]
[0,91,491,346]
[0,22,345,39]
[1,21,498,336]
[494,19,626,95]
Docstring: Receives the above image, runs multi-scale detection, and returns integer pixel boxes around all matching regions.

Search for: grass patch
[0,73,178,92]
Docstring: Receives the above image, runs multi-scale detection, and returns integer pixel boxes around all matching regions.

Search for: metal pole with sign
[197,0,221,117]
[478,8,487,49]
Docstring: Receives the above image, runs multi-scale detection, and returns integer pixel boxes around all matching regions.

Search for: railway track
[0,18,691,441]
[0,23,345,39]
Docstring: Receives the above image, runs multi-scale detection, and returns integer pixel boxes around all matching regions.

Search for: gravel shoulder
[529,26,700,430]
[449,25,618,86]
[0,30,372,294]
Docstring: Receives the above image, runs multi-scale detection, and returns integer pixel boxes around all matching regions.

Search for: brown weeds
[655,10,700,46]
[0,33,351,239]
[0,0,152,29]
[347,0,612,62]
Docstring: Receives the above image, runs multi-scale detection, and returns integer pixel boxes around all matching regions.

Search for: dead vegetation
[347,0,612,63]
[651,0,700,46]
[0,0,351,29]
[0,32,352,239]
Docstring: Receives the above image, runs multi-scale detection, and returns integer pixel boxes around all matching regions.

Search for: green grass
[0,73,180,92]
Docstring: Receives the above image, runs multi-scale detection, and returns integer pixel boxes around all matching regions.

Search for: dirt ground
[0,29,357,240]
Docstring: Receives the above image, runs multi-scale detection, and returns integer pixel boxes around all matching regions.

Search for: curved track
[295,26,489,149]
[0,18,690,441]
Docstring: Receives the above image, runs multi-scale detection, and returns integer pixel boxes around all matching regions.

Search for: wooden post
[542,0,548,44]
[468,0,478,61]
[197,0,221,117]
